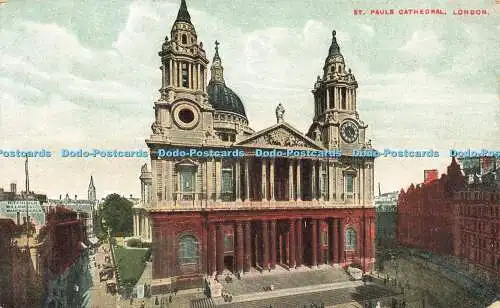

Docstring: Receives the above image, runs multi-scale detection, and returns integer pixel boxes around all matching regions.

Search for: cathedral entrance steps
[214,280,366,305]
[218,265,351,296]
[190,297,216,308]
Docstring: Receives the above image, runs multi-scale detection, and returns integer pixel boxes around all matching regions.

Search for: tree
[100,194,134,237]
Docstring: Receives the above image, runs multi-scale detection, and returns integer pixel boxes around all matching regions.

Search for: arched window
[178,235,199,264]
[181,34,187,44]
[345,228,357,250]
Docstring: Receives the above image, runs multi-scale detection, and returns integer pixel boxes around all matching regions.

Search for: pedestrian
[169,294,172,303]
[140,301,145,308]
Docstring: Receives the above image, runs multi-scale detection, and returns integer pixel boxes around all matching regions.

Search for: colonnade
[207,217,351,276]
[133,212,151,241]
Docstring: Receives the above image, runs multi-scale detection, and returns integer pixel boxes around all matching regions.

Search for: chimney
[378,183,381,196]
[75,194,77,200]
[59,194,62,200]
[10,183,16,194]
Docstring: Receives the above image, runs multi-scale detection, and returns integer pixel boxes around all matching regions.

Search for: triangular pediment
[236,122,324,150]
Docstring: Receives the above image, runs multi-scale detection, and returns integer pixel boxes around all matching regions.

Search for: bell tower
[151,0,213,145]
[308,30,371,152]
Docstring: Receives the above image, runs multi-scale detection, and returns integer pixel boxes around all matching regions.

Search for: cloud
[0,0,497,198]
[399,30,443,58]
[358,24,374,37]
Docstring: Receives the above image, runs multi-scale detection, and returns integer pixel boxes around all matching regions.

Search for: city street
[89,244,118,308]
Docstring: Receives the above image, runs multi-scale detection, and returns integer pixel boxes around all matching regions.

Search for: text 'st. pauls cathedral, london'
[134,0,376,293]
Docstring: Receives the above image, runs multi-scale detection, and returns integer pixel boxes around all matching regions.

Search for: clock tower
[307,30,371,153]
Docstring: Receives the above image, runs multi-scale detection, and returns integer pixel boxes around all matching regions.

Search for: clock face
[340,121,359,143]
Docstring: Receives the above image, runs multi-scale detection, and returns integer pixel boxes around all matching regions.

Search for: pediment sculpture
[251,128,307,147]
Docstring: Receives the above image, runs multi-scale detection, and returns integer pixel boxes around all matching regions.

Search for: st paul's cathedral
[133,0,376,293]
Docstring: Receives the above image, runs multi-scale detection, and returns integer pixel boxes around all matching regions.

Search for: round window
[178,109,194,124]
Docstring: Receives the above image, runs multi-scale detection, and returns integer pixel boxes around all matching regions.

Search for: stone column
[141,182,145,204]
[339,219,345,263]
[172,61,177,87]
[262,220,269,270]
[312,161,317,201]
[235,161,242,202]
[353,89,356,110]
[335,167,342,201]
[332,219,339,263]
[244,221,251,272]
[196,63,201,90]
[270,220,277,269]
[319,162,324,201]
[207,159,213,201]
[209,223,217,275]
[335,87,339,108]
[132,214,136,236]
[244,158,250,202]
[188,63,192,88]
[317,221,324,265]
[237,222,244,274]
[216,225,224,274]
[261,159,267,201]
[340,87,344,108]
[215,159,222,202]
[311,219,318,267]
[296,219,302,267]
[167,160,173,201]
[364,217,371,269]
[270,159,275,201]
[296,160,302,201]
[169,59,173,87]
[289,219,296,269]
[285,229,290,266]
[193,63,198,90]
[328,162,334,201]
[288,160,294,201]
[326,87,330,110]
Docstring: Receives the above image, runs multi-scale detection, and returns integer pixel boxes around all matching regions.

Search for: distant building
[47,176,98,245]
[374,191,398,249]
[0,200,46,232]
[458,157,500,187]
[0,182,47,203]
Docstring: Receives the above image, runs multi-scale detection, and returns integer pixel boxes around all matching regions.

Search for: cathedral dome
[207,82,246,117]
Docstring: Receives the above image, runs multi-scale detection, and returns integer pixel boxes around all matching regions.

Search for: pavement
[214,283,399,308]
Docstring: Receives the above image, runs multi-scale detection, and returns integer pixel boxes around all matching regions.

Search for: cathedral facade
[135,0,376,293]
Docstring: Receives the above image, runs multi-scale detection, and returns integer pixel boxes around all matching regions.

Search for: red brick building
[397,158,500,282]
[38,206,89,307]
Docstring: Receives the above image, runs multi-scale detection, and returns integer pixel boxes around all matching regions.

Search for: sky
[0,0,499,199]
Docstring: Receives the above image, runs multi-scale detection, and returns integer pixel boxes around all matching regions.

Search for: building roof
[175,0,191,24]
[207,82,246,117]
